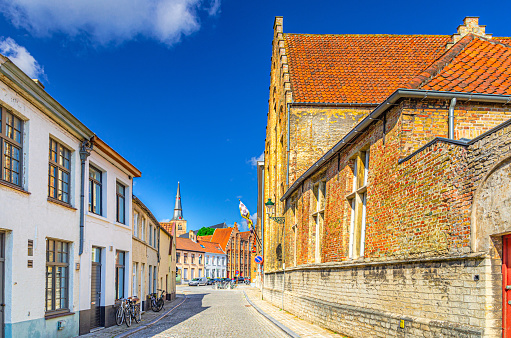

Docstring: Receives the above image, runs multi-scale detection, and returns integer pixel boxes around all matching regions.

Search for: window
[191,268,195,279]
[46,239,69,313]
[348,150,369,259]
[48,139,71,204]
[141,218,146,241]
[184,253,187,264]
[176,252,180,263]
[133,212,139,238]
[312,180,326,263]
[153,266,157,294]
[88,165,102,215]
[115,251,126,299]
[154,228,157,248]
[140,264,145,298]
[132,263,138,297]
[149,225,153,246]
[191,254,195,264]
[199,254,202,265]
[116,182,125,224]
[148,265,152,294]
[0,109,22,186]
[183,268,188,280]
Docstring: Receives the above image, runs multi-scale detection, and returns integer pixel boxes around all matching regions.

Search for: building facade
[175,238,205,283]
[78,138,140,334]
[262,16,511,337]
[158,223,176,301]
[199,241,227,278]
[131,196,160,312]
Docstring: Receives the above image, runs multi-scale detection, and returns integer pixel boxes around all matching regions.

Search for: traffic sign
[254,255,263,264]
[235,270,239,275]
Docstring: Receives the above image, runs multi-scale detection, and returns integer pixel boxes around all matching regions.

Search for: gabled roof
[197,235,213,242]
[198,241,225,255]
[407,35,511,95]
[240,231,252,241]
[160,222,175,236]
[284,34,451,104]
[210,227,234,252]
[176,238,205,253]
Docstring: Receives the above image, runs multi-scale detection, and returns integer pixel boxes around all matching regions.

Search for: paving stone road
[130,286,288,338]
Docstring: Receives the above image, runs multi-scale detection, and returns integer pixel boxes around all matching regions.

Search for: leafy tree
[197,227,215,237]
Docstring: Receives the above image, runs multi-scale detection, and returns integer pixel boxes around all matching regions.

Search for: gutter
[79,139,94,255]
[280,89,511,201]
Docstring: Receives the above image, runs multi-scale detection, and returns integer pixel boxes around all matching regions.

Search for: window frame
[347,150,369,259]
[133,212,139,238]
[116,181,126,224]
[88,165,102,215]
[45,238,70,315]
[0,108,23,187]
[115,251,126,300]
[48,138,72,205]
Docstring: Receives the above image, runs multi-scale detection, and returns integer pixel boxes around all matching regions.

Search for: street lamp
[264,197,286,310]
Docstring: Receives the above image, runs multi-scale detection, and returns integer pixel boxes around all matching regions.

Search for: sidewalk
[244,287,344,338]
[80,295,186,338]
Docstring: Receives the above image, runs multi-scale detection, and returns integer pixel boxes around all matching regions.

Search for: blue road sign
[254,255,263,264]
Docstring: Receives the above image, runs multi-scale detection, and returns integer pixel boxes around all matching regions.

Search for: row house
[158,222,176,302]
[0,52,142,337]
[198,240,227,278]
[262,16,511,336]
[175,235,205,283]
[206,224,253,278]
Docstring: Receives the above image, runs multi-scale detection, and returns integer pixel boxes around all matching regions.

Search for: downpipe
[79,139,93,255]
[449,97,457,139]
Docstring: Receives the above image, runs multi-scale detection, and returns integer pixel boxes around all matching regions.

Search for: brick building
[262,16,511,336]
[202,223,254,279]
[175,238,205,283]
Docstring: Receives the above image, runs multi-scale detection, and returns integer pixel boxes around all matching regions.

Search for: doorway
[90,247,102,329]
[0,233,5,338]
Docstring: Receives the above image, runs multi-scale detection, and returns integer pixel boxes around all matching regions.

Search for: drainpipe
[79,139,93,255]
[449,97,457,139]
[286,103,290,187]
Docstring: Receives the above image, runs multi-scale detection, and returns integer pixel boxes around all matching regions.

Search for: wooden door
[90,247,102,329]
[0,233,5,338]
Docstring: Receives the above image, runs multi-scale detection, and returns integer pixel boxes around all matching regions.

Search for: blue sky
[0,0,509,231]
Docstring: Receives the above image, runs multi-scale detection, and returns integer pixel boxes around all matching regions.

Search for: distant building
[199,241,227,278]
[171,182,187,237]
[175,238,205,283]
[158,222,176,301]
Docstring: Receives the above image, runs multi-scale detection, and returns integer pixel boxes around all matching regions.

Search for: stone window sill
[0,180,30,195]
[45,310,74,320]
[47,198,77,211]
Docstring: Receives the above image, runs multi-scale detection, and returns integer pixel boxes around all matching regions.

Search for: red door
[503,235,511,337]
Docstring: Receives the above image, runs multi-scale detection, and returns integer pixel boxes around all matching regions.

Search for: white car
[188,277,207,286]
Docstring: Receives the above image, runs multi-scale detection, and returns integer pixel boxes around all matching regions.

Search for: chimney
[447,16,492,49]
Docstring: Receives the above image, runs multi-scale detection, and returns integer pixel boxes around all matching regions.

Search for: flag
[239,200,254,231]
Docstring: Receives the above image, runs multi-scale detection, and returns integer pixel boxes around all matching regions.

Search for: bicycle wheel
[151,298,159,312]
[115,305,124,326]
[133,304,141,323]
[156,299,164,312]
[124,307,132,327]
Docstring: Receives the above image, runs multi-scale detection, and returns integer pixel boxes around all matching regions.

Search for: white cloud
[249,152,264,167]
[0,0,221,46]
[159,218,170,222]
[0,37,44,79]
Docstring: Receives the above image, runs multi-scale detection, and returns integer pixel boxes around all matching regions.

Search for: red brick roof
[176,238,205,253]
[197,235,212,242]
[240,231,252,241]
[407,35,511,95]
[197,240,225,255]
[284,34,451,104]
[160,222,175,236]
[210,227,233,252]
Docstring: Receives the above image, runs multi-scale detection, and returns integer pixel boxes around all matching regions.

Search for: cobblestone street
[129,286,287,338]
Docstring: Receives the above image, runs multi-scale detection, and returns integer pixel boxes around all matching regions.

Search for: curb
[115,295,188,338]
[243,291,300,338]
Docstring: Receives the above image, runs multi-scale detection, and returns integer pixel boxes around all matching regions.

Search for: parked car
[188,277,208,286]
[237,277,245,283]
[206,278,214,285]
[244,278,251,284]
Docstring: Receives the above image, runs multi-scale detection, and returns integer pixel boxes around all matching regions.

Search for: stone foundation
[263,256,501,337]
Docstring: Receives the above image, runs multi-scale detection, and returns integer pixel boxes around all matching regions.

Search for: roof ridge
[284,33,451,37]
[405,34,476,90]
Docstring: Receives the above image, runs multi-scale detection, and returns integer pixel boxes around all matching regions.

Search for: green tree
[197,227,215,236]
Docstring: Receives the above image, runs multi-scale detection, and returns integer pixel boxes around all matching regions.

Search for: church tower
[172,182,187,237]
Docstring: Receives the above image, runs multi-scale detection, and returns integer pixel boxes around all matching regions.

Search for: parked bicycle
[116,297,141,327]
[149,289,166,312]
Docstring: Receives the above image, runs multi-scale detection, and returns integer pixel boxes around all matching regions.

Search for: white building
[0,54,140,337]
[198,241,227,278]
[79,138,140,334]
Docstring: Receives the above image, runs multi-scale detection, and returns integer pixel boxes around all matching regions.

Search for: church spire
[172,182,183,220]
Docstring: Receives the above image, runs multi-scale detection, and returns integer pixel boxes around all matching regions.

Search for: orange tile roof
[197,235,212,242]
[210,227,233,251]
[176,238,206,253]
[240,231,252,241]
[407,35,511,95]
[160,222,175,236]
[197,240,225,255]
[284,34,451,104]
